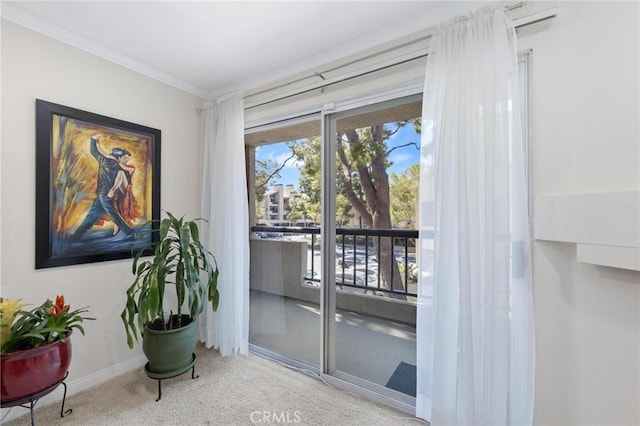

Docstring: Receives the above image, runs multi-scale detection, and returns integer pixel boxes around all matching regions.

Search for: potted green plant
[121,212,219,377]
[0,295,93,401]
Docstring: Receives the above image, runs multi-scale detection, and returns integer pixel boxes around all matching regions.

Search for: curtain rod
[241,6,557,111]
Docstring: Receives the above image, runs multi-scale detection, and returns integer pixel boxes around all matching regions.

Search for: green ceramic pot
[142,315,197,377]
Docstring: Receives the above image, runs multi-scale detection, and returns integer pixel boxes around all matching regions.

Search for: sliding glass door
[247,95,423,406]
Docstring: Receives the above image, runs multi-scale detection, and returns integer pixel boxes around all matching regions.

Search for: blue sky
[255,142,302,187]
[255,123,421,189]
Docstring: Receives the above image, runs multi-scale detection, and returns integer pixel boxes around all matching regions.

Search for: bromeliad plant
[0,295,94,354]
[121,212,219,349]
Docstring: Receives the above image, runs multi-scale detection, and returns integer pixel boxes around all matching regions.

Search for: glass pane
[247,119,321,368]
[331,98,421,400]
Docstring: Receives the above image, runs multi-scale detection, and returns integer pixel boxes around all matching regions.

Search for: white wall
[1,19,205,418]
[518,2,640,424]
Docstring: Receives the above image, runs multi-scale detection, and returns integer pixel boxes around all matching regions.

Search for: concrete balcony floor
[249,289,416,398]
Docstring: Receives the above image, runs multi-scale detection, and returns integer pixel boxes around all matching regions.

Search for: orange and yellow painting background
[52,114,154,236]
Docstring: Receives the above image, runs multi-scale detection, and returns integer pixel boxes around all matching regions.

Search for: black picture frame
[35,99,161,269]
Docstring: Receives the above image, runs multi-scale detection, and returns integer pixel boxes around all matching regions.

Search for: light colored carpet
[4,344,425,425]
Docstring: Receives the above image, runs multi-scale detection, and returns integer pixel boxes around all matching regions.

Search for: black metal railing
[251,225,419,297]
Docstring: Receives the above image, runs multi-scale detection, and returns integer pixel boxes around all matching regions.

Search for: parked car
[304,269,320,287]
[337,254,376,268]
[354,267,380,288]
[256,232,283,239]
[336,266,379,288]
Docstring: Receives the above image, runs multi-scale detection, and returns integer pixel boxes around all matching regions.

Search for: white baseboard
[0,354,147,423]
[68,354,147,395]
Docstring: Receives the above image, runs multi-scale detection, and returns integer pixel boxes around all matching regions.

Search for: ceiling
[2,1,479,99]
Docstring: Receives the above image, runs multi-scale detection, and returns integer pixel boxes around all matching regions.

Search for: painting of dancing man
[70,134,140,242]
[35,100,160,268]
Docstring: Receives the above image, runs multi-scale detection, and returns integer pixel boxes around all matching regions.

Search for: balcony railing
[251,225,419,298]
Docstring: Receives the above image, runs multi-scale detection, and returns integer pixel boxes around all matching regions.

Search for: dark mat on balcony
[385,361,416,397]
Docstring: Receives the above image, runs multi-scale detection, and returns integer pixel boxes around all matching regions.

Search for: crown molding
[1,3,210,100]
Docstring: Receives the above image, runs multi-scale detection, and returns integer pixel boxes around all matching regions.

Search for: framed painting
[35,99,161,268]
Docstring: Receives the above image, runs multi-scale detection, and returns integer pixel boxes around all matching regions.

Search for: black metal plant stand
[0,371,72,426]
[144,353,198,401]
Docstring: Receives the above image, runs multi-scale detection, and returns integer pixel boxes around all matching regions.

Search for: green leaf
[189,221,200,245]
[121,309,135,348]
[148,273,160,317]
[160,217,171,240]
[211,290,220,311]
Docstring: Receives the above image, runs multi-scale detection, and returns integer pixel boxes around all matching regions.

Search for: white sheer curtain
[199,94,250,356]
[416,7,534,425]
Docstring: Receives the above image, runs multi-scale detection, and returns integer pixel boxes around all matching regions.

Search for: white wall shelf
[534,190,640,271]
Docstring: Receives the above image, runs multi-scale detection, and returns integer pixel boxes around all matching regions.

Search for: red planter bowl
[0,336,72,402]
